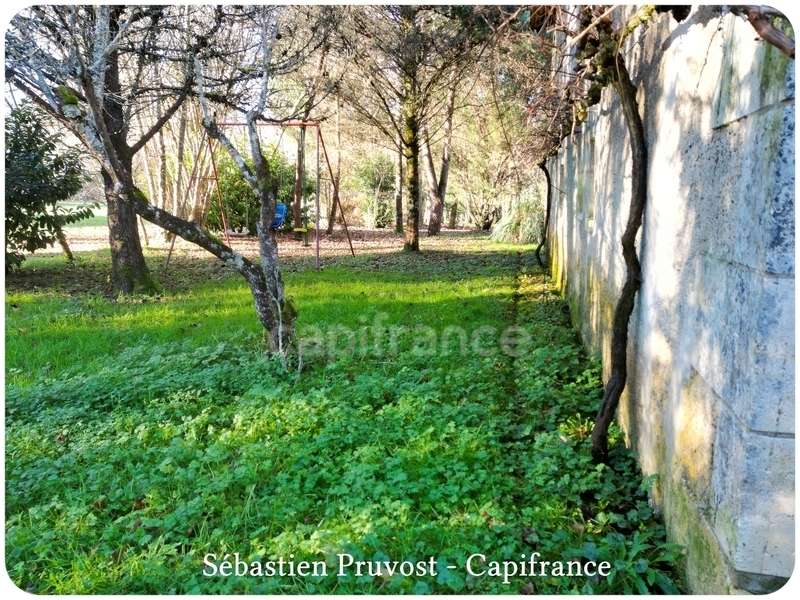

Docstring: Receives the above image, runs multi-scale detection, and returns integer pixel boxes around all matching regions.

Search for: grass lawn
[5,234,683,594]
[58,200,108,228]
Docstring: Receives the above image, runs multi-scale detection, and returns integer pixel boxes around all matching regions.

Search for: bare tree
[192,6,331,353]
[6,5,326,352]
[5,6,226,293]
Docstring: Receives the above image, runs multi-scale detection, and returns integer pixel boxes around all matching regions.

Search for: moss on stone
[55,85,79,106]
[758,24,791,99]
[664,483,734,593]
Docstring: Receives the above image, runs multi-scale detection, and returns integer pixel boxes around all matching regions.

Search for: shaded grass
[5,236,682,594]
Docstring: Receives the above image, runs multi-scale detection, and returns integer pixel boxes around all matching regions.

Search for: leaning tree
[192,6,329,353]
[6,5,327,353]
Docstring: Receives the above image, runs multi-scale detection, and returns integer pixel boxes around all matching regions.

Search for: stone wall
[546,8,794,593]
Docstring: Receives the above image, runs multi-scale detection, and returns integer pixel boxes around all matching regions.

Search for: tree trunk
[102,10,154,295]
[427,184,446,235]
[423,134,442,235]
[156,128,168,210]
[402,84,420,251]
[590,59,648,463]
[191,136,213,224]
[419,185,427,230]
[172,103,188,220]
[294,45,327,232]
[394,132,404,234]
[256,190,294,352]
[104,167,155,294]
[136,112,159,207]
[292,125,306,229]
[447,202,457,229]
[55,227,74,262]
[138,215,150,248]
[326,96,342,235]
[125,178,292,352]
[535,161,552,269]
[326,182,339,234]
[426,85,456,236]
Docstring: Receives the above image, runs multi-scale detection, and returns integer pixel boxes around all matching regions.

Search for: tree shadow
[547,7,794,591]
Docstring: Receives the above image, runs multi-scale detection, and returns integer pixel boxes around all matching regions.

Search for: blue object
[271,203,288,230]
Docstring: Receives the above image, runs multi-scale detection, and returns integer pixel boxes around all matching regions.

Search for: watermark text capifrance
[297,312,532,362]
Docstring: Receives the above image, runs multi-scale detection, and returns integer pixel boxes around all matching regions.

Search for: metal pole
[206,134,231,247]
[315,125,321,271]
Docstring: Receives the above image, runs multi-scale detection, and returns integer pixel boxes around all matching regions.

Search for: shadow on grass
[6,242,527,384]
[5,263,681,595]
[6,229,529,297]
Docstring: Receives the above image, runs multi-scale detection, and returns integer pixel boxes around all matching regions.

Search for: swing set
[165,119,354,272]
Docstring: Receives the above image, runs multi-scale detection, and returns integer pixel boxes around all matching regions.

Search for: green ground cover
[58,200,107,228]
[5,235,682,593]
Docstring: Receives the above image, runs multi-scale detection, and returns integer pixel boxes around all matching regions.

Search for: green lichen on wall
[664,483,734,593]
[714,13,793,127]
[549,233,565,290]
[759,15,793,98]
[712,20,738,127]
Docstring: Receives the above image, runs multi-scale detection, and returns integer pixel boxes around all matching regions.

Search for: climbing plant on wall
[570,4,794,462]
[482,4,795,463]
[569,5,655,463]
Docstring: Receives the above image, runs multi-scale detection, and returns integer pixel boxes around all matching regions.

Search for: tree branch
[129,84,192,155]
[736,5,795,59]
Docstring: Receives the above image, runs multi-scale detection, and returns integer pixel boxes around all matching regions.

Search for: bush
[490,186,544,244]
[5,103,91,269]
[206,148,313,235]
[353,154,394,228]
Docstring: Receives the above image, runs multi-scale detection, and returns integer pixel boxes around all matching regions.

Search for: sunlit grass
[5,237,682,594]
[7,250,516,386]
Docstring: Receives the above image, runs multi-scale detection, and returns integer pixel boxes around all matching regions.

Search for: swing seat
[271,203,288,230]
